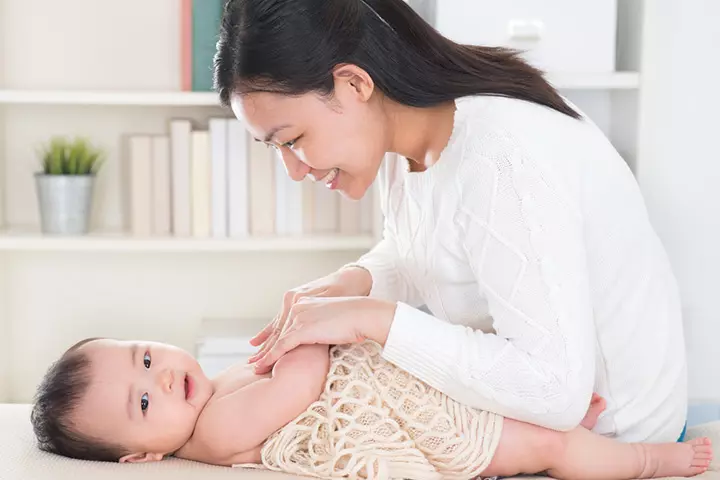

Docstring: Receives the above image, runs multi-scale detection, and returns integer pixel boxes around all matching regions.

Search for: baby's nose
[157,369,174,394]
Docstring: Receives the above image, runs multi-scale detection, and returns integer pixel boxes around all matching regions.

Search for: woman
[214,0,688,445]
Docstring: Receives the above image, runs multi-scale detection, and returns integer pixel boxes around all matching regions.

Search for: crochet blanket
[248,342,504,480]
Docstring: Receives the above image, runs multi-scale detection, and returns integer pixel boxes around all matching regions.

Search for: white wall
[0,255,9,403]
[4,250,365,403]
[636,0,720,402]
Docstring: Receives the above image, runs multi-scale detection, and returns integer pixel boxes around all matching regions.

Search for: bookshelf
[0,72,641,107]
[0,231,377,253]
[0,0,649,404]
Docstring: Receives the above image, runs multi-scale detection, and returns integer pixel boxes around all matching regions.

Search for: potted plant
[34,136,105,235]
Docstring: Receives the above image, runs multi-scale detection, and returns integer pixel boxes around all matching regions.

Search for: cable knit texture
[244,342,503,480]
[353,95,688,443]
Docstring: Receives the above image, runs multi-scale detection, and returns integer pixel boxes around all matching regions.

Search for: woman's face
[230,68,389,200]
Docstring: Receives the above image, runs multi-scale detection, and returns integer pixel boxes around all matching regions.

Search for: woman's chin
[339,187,364,201]
[338,178,372,201]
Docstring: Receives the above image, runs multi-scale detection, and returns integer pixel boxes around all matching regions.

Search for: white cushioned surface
[2,403,720,480]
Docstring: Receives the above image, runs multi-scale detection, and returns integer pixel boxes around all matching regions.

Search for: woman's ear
[332,64,375,102]
[118,452,164,463]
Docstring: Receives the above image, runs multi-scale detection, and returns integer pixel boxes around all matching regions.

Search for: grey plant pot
[34,173,96,235]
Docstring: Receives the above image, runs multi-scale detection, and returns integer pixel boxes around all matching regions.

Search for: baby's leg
[482,419,713,480]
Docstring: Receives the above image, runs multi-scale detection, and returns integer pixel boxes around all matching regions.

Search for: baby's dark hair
[30,337,129,462]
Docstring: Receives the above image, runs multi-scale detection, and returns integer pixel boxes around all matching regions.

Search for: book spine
[180,0,193,91]
[248,141,275,236]
[274,151,287,235]
[227,120,250,237]
[312,182,338,234]
[191,130,211,237]
[191,0,225,91]
[209,118,228,238]
[151,136,172,236]
[129,136,153,237]
[170,120,192,236]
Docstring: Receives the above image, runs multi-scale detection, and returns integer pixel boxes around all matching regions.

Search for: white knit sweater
[354,95,688,443]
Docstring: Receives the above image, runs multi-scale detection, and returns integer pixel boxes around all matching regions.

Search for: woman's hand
[252,296,396,374]
[248,267,372,365]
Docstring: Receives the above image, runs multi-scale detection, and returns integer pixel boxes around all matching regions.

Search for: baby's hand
[580,393,606,430]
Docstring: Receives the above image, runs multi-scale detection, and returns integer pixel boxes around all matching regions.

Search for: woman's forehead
[234,91,330,123]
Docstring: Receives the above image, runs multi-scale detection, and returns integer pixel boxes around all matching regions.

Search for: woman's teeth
[324,168,339,187]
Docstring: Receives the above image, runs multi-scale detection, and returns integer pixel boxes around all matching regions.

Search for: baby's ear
[118,452,164,463]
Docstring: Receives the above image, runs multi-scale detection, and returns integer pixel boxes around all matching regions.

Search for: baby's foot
[639,437,713,478]
[580,393,606,430]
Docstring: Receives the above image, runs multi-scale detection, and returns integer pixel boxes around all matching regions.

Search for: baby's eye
[143,352,151,369]
[141,393,149,413]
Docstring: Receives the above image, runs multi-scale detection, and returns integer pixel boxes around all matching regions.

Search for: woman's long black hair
[214,0,579,119]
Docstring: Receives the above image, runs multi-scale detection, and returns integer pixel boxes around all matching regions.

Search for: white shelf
[0,90,221,106]
[0,73,640,107]
[0,232,377,252]
[547,72,640,90]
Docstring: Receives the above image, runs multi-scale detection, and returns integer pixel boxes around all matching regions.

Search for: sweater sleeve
[381,136,596,431]
[350,233,424,306]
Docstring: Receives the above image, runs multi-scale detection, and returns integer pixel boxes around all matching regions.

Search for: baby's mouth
[184,374,189,400]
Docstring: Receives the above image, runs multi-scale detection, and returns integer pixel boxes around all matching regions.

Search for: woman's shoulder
[450,94,604,176]
[455,94,590,139]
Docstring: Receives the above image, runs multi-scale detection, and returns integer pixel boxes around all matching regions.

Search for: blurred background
[0,0,718,427]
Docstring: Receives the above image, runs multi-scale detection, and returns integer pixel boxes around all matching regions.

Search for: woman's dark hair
[30,337,129,462]
[214,0,579,119]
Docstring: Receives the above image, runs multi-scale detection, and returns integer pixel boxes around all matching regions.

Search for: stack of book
[127,118,375,238]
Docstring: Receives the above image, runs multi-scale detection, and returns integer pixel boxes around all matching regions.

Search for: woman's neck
[383,98,456,172]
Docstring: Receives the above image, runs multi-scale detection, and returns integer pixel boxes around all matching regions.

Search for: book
[361,183,375,234]
[301,180,315,234]
[209,118,228,238]
[151,136,172,236]
[248,141,275,235]
[170,119,192,236]
[273,152,303,236]
[128,136,153,237]
[339,196,362,235]
[274,151,288,235]
[191,0,225,91]
[180,0,193,91]
[227,119,250,237]
[312,181,338,234]
[191,130,211,237]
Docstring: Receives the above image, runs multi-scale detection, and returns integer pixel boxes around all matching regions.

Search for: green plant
[39,136,105,175]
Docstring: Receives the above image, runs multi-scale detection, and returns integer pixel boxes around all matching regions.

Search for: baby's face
[73,339,213,461]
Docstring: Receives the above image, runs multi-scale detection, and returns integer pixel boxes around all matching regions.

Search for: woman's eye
[282,139,296,149]
[143,352,151,369]
[141,393,149,413]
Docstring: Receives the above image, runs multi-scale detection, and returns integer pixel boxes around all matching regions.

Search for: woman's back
[376,94,686,443]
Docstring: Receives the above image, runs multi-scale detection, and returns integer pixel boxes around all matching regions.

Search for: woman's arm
[380,143,596,431]
[348,229,424,307]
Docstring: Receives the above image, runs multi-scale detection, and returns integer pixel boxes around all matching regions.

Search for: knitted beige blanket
[241,342,504,480]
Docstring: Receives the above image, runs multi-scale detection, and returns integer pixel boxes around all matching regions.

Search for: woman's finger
[254,328,306,374]
[250,318,277,347]
[248,329,280,363]
[281,287,328,324]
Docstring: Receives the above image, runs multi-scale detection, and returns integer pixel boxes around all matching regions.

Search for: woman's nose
[278,148,310,182]
[157,369,174,394]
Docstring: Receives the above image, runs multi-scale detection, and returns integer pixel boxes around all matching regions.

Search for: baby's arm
[181,344,330,466]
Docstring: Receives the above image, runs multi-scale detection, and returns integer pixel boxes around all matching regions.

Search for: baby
[31,337,712,480]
